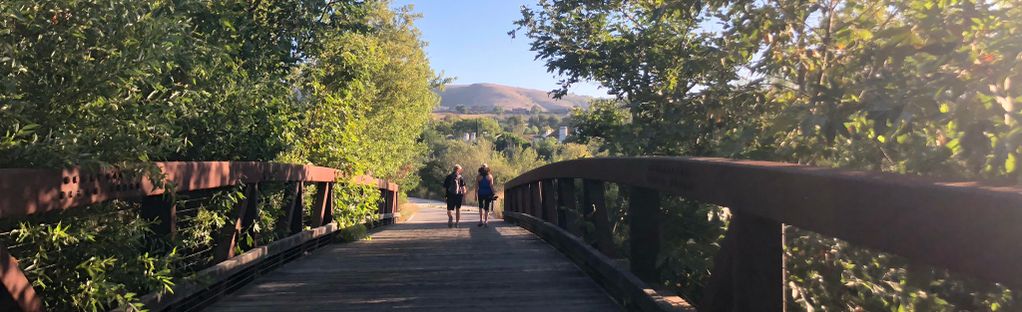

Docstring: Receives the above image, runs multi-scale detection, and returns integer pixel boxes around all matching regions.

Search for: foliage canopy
[1,0,438,309]
[515,0,1022,310]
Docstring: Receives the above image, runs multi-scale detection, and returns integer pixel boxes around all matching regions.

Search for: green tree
[568,100,632,154]
[452,117,502,140]
[515,0,1022,310]
[514,0,768,158]
[0,0,439,309]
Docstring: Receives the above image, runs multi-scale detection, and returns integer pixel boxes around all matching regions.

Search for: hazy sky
[390,0,606,97]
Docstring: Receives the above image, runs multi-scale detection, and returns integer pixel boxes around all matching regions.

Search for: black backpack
[445,174,460,194]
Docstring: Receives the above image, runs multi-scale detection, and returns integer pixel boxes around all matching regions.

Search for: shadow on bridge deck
[206,199,620,311]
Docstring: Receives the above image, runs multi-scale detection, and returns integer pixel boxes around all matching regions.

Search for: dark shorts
[446,194,463,211]
[478,194,494,211]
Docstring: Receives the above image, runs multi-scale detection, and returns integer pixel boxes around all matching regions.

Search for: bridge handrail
[0,161,399,312]
[503,156,1022,311]
[0,161,397,218]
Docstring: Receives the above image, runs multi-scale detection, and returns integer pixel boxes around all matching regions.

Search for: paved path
[207,198,620,311]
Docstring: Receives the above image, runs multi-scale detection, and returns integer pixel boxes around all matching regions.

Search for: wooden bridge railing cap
[505,156,1022,289]
[0,161,402,219]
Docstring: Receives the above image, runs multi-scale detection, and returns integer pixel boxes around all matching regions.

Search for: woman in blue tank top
[476,164,495,227]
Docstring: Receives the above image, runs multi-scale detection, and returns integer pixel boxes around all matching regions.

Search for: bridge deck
[207,199,620,311]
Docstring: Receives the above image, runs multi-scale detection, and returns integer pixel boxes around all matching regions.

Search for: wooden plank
[207,203,620,312]
[508,211,694,312]
[136,223,340,311]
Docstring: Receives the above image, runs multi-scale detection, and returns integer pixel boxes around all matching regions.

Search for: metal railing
[0,162,398,312]
[502,156,1022,311]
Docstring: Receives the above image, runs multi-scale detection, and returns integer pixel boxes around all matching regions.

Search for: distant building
[558,126,569,143]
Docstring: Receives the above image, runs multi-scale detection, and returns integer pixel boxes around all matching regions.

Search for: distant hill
[437,83,593,114]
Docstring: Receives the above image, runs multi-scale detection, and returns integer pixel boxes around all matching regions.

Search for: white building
[557,126,569,143]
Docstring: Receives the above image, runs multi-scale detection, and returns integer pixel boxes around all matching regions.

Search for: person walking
[476,164,495,227]
[443,164,466,228]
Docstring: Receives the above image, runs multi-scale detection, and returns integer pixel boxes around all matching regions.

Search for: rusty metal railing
[0,162,399,312]
[502,156,1022,311]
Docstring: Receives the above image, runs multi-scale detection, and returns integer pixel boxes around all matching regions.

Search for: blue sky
[390,0,606,97]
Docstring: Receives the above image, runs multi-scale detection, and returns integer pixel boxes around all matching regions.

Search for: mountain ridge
[437,83,593,113]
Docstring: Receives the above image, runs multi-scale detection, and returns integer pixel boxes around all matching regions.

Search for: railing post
[239,184,262,250]
[387,188,394,224]
[391,187,399,215]
[701,211,783,312]
[530,181,542,217]
[378,188,388,223]
[541,179,558,224]
[520,186,527,214]
[387,189,394,214]
[385,187,398,224]
[277,182,305,235]
[556,178,576,231]
[0,246,43,312]
[140,194,176,240]
[510,187,519,214]
[582,179,617,257]
[519,184,528,215]
[214,183,259,263]
[310,182,334,227]
[629,186,660,283]
[518,186,525,214]
[514,186,523,213]
[520,186,528,214]
[503,188,510,214]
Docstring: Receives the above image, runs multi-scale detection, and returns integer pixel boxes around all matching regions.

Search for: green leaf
[1006,153,1016,173]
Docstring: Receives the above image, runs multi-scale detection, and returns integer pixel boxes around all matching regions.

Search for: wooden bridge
[1,157,1021,311]
[206,201,619,311]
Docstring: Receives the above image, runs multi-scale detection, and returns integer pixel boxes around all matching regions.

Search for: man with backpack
[443,164,467,228]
